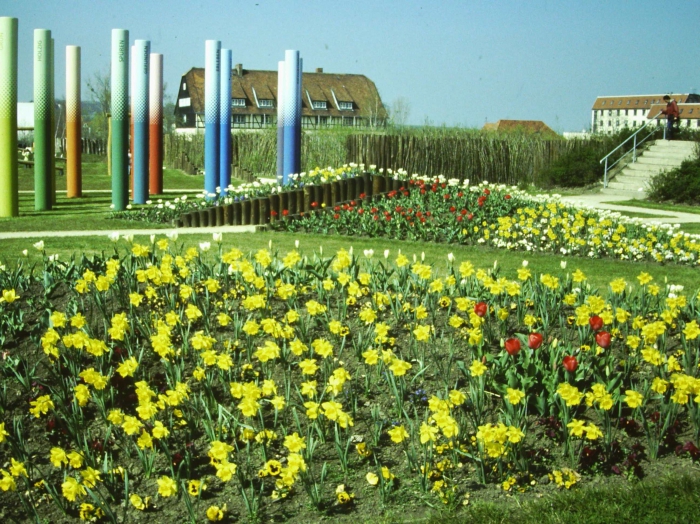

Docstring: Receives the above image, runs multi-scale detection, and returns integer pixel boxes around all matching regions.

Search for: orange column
[66,45,81,197]
[149,53,163,194]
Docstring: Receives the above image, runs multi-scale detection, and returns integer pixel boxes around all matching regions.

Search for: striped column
[111,29,129,211]
[276,60,285,183]
[219,48,232,193]
[149,53,163,194]
[204,40,220,196]
[282,50,301,184]
[66,45,81,198]
[132,40,149,204]
[0,17,18,218]
[34,29,52,210]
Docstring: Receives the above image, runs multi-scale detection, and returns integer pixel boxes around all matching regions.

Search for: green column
[34,29,52,210]
[0,17,18,217]
[111,29,129,210]
[50,37,56,205]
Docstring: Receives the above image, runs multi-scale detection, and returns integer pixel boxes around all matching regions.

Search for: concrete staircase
[603,140,697,197]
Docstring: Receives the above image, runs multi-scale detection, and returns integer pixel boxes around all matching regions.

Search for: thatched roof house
[175,64,387,131]
[482,119,558,138]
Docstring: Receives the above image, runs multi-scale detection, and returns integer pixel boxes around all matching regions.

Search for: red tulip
[528,333,543,350]
[595,331,611,349]
[589,315,603,331]
[505,338,521,356]
[474,302,488,317]
[563,355,578,372]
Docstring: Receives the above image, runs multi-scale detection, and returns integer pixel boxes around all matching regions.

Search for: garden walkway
[558,193,700,224]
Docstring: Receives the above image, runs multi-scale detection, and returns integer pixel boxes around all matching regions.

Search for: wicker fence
[164,131,604,186]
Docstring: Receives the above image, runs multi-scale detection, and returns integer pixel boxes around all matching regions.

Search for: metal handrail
[600,113,664,188]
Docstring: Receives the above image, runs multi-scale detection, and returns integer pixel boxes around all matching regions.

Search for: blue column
[276,60,285,183]
[219,48,232,193]
[204,40,220,197]
[282,50,301,185]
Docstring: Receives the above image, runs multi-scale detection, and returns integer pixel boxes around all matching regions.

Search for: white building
[591,93,700,134]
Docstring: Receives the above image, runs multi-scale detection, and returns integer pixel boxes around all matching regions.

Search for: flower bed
[109,165,373,226]
[275,175,700,267]
[1,240,699,522]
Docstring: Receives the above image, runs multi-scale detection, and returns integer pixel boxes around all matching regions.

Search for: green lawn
[602,199,700,215]
[0,193,177,232]
[2,231,698,294]
[18,155,206,192]
[415,473,700,524]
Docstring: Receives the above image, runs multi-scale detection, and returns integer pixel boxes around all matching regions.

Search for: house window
[338,101,353,110]
[182,82,186,90]
[625,110,628,116]
[617,110,620,116]
[258,99,273,108]
[233,115,246,125]
[618,101,622,105]
[608,110,612,116]
[689,108,694,114]
[261,114,271,124]
[312,100,327,110]
[644,100,648,104]
[232,98,246,107]
[627,100,630,105]
[319,116,328,125]
[342,116,353,126]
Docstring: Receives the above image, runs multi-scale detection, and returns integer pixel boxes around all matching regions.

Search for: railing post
[633,135,637,162]
[604,158,608,188]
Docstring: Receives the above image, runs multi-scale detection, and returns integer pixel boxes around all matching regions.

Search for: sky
[5,0,700,132]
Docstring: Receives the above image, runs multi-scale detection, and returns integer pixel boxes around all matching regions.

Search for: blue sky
[5,0,700,131]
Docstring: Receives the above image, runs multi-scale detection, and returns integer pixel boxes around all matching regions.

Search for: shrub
[538,146,603,188]
[647,153,700,205]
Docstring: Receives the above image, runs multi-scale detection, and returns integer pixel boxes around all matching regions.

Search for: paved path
[558,193,700,224]
[0,225,258,240]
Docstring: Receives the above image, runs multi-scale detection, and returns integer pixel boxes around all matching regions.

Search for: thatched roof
[482,119,558,137]
[176,66,387,120]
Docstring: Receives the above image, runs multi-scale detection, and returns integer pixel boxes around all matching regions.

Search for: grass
[17,154,206,192]
[601,199,700,215]
[412,473,700,524]
[2,230,699,294]
[0,193,176,232]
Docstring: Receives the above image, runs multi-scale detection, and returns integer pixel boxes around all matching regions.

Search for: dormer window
[232,98,246,107]
[312,100,327,110]
[338,101,353,110]
[601,101,606,106]
[258,99,273,108]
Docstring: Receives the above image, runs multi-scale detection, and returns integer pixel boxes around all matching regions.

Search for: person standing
[660,95,679,140]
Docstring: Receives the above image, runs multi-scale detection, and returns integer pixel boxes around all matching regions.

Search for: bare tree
[389,96,411,128]
[86,69,110,139]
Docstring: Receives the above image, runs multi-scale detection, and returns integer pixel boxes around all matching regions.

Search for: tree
[86,69,110,139]
[389,96,411,128]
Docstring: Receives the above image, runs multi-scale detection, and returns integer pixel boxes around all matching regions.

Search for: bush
[538,146,603,188]
[647,153,700,205]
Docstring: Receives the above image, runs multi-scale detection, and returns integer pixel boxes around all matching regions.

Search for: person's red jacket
[661,100,679,119]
